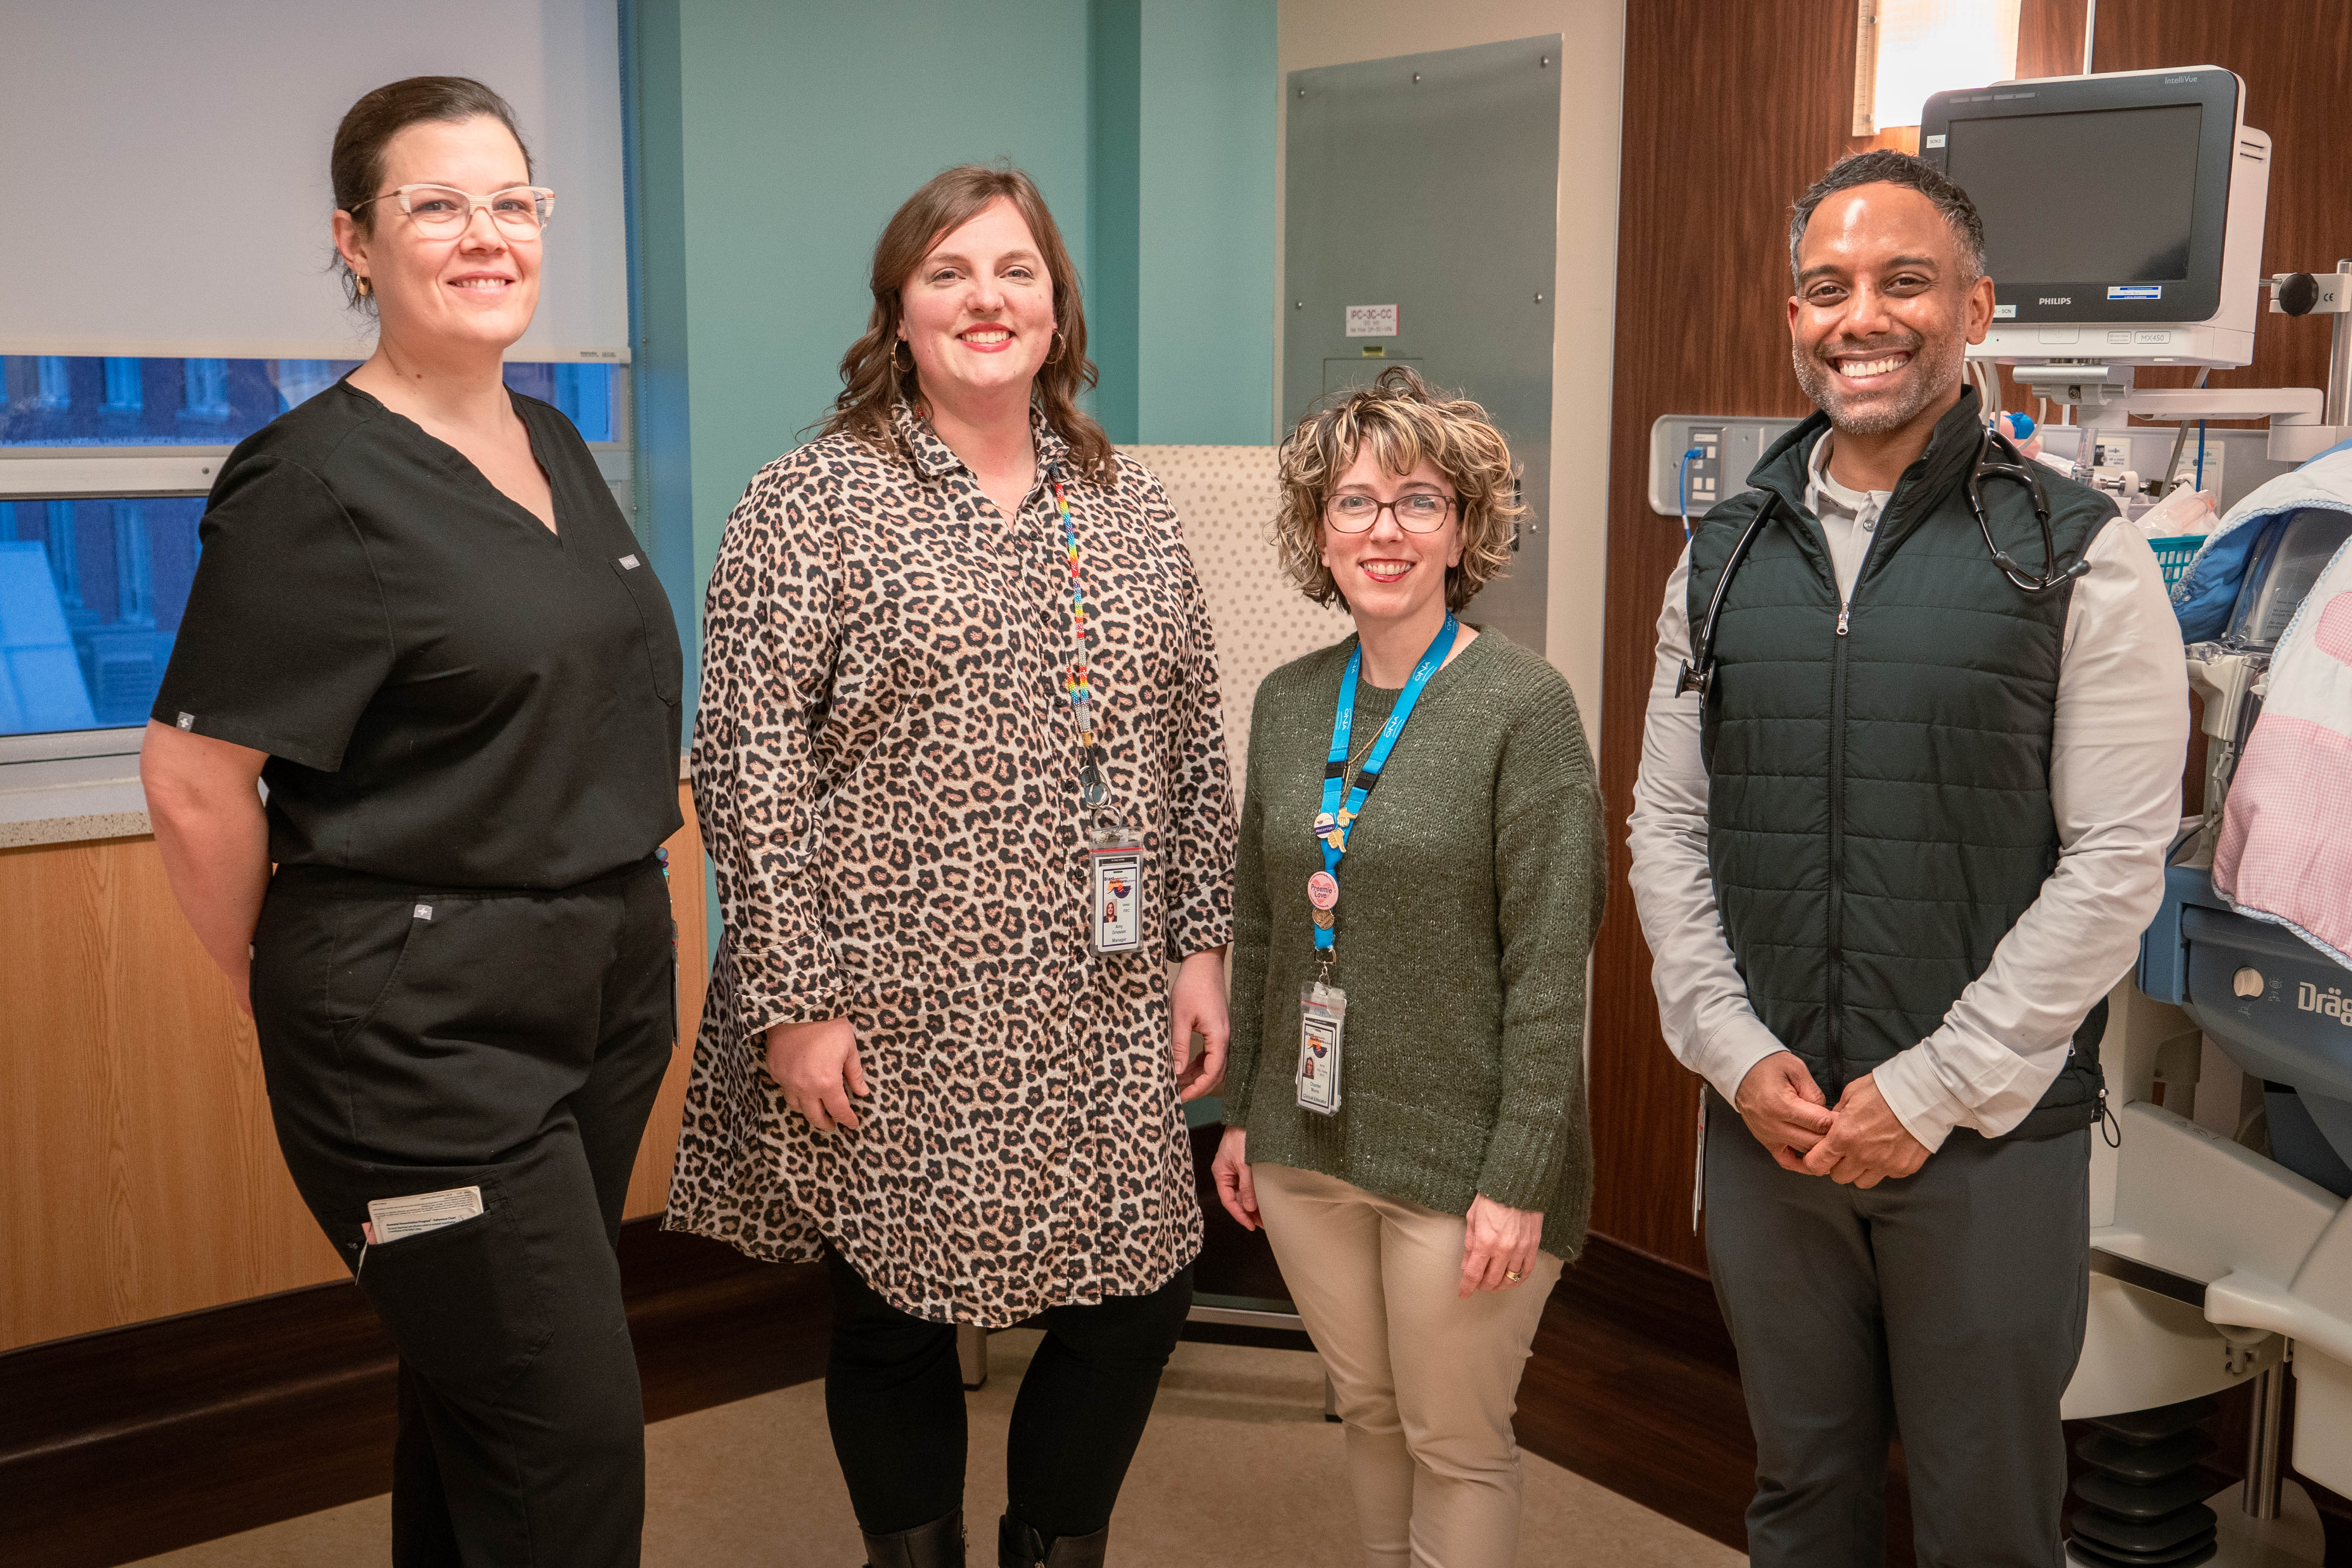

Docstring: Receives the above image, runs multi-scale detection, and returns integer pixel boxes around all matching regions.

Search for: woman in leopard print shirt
[664,166,1235,1568]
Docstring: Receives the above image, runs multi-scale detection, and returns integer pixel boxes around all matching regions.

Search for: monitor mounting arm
[2005,262,2352,463]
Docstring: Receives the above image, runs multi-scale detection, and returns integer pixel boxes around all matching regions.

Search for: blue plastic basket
[2149,534,2204,588]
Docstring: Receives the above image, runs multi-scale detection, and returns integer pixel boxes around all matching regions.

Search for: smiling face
[334,115,540,355]
[1319,448,1464,637]
[897,196,1056,407]
[1787,181,1995,436]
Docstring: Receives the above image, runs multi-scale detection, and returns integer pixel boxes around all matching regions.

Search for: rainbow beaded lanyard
[1050,479,1114,820]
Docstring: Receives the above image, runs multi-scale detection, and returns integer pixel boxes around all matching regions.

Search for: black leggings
[823,1250,1195,1538]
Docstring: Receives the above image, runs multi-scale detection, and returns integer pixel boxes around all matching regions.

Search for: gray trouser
[1703,1089,2091,1568]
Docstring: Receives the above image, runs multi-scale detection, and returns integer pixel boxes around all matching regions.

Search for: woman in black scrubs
[142,77,680,1568]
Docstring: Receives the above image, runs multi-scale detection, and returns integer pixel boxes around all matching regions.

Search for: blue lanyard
[1310,614,1458,954]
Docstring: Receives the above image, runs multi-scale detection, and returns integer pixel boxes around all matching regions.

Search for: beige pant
[1252,1161,1564,1568]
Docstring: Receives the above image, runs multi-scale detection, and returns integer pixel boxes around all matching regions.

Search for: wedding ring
[1504,1269,1522,1282]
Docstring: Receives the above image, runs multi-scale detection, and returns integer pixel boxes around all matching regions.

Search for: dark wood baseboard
[0,1222,829,1568]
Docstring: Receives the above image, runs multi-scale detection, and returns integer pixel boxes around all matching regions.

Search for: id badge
[1087,822,1146,954]
[1297,981,1346,1116]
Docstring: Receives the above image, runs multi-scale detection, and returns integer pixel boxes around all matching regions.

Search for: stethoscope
[1678,425,2090,699]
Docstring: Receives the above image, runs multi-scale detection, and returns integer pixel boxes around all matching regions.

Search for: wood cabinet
[0,786,708,1354]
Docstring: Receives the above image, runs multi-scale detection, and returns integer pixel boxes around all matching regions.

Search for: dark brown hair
[820,164,1113,481]
[1274,366,1525,614]
[330,76,533,311]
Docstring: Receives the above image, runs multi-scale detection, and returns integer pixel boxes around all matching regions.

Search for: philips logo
[2298,983,2352,1025]
[2039,296,2072,305]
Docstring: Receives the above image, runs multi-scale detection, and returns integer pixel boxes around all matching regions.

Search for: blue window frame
[1,357,620,446]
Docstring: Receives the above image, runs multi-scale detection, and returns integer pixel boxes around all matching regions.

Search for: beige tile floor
[132,1333,1745,1567]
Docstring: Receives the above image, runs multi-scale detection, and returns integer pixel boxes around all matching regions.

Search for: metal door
[1284,36,1560,652]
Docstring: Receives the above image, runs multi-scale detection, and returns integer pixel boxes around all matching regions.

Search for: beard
[1791,328,1967,436]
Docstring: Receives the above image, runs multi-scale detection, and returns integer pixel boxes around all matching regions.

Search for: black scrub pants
[824,1250,1195,1542]
[252,857,676,1568]
[1702,1089,2092,1568]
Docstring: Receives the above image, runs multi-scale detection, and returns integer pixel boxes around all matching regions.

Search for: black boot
[997,1514,1108,1567]
[862,1507,965,1568]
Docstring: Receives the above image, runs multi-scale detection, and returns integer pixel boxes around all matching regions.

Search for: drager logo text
[2296,983,2352,1025]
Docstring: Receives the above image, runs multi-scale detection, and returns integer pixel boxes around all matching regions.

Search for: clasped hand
[1734,1051,1927,1188]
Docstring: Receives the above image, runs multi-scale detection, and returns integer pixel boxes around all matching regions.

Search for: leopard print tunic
[663,403,1237,1325]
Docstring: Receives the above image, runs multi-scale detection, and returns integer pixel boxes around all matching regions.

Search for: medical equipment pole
[2327,259,2352,428]
[2243,1362,2286,1521]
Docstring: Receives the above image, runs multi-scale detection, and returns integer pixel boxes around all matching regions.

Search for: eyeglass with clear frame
[349,184,556,239]
[1324,491,1458,533]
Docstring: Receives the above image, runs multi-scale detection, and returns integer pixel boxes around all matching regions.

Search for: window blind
[0,0,628,362]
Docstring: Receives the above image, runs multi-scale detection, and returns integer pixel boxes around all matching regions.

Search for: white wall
[0,0,628,362]
[1277,0,1626,751]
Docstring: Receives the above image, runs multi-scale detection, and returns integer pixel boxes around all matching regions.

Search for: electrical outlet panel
[1648,415,1802,517]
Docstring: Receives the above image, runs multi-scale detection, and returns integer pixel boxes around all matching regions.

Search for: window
[0,359,627,740]
[0,496,204,733]
[1,357,622,448]
[1853,0,2020,136]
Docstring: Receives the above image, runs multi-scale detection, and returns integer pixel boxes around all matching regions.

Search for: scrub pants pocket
[359,1179,550,1398]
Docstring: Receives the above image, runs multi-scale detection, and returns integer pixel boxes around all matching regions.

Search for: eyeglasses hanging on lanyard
[1053,479,1147,955]
[1297,611,1459,1116]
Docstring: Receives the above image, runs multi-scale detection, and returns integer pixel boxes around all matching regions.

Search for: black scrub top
[153,381,685,889]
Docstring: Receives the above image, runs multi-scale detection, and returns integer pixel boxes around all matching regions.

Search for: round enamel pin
[1306,870,1340,910]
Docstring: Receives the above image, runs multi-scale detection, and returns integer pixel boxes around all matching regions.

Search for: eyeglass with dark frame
[348,184,556,239]
[1323,491,1458,533]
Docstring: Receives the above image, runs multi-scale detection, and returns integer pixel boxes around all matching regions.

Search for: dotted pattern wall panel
[1127,445,1356,783]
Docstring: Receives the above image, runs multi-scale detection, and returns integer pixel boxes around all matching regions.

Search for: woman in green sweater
[1212,367,1604,1568]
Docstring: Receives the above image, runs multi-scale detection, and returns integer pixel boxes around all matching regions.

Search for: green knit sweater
[1224,630,1605,1261]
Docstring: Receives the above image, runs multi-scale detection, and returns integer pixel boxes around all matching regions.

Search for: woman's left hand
[1171,947,1230,1102]
[1459,1195,1543,1298]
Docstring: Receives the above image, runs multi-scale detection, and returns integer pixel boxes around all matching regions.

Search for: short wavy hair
[1274,366,1525,614]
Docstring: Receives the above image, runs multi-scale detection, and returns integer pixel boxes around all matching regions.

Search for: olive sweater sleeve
[1220,685,1275,1124]
[1476,688,1606,1213]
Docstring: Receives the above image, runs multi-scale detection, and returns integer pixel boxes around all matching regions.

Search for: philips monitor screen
[1924,69,2245,328]
[1946,104,2201,283]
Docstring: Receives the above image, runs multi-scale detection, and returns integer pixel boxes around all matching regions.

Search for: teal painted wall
[1137,0,1277,444]
[669,1,1094,617]
[1088,0,1143,443]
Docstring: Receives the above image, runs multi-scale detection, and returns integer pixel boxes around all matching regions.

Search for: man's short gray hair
[1789,150,1986,284]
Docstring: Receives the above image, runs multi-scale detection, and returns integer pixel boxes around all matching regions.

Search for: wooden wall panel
[1588,0,2351,1273]
[1590,0,1890,1272]
[1,786,708,1353]
[624,797,710,1220]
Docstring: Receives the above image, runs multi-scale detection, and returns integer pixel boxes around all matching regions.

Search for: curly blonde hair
[1273,366,1526,613]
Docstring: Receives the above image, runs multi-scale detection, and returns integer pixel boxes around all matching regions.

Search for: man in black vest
[1628,151,2189,1565]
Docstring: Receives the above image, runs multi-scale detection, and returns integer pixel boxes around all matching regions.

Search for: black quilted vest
[1686,390,2112,1139]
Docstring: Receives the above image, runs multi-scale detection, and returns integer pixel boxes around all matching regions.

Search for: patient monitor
[1926,66,2270,370]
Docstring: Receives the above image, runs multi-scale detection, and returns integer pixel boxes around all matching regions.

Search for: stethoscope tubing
[1682,427,2090,696]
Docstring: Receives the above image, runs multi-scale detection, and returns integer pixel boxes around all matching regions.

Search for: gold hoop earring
[354,275,373,299]
[893,340,913,374]
[1045,331,1066,365]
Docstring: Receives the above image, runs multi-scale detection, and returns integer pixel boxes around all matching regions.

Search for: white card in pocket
[366,1185,484,1245]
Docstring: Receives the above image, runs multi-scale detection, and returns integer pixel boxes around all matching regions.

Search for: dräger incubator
[1921,63,2352,1568]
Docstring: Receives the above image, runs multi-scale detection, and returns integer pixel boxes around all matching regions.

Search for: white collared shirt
[1626,430,2190,1150]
